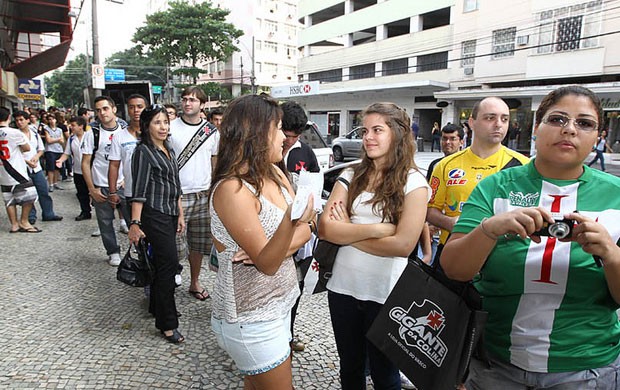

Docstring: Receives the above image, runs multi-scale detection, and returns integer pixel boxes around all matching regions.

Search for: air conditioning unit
[464,67,474,76]
[517,35,529,46]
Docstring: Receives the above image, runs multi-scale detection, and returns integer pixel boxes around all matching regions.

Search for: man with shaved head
[426,97,529,263]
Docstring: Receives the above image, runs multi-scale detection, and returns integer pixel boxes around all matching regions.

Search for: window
[417,52,448,72]
[264,62,278,74]
[309,69,343,83]
[349,63,375,80]
[263,41,278,54]
[461,40,476,67]
[463,0,478,12]
[382,58,408,76]
[537,1,602,54]
[284,24,296,38]
[492,27,516,58]
[265,20,278,35]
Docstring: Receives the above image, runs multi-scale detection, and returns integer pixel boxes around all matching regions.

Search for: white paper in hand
[291,170,324,220]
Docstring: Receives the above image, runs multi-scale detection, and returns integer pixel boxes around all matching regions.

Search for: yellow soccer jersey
[428,146,529,244]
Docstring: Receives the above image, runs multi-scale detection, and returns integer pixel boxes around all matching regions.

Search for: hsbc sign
[271,81,320,98]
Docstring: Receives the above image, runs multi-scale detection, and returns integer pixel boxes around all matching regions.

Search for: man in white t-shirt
[13,110,62,223]
[108,93,146,227]
[169,86,219,300]
[0,107,38,233]
[81,96,127,266]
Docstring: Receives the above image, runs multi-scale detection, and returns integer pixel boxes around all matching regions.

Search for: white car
[301,121,335,172]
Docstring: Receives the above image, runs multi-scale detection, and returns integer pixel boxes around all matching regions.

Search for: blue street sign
[104,68,126,82]
[152,85,162,94]
[18,79,41,94]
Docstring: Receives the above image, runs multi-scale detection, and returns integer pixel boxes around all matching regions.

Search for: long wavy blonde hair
[346,103,417,225]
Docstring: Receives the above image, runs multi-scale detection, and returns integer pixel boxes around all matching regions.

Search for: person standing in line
[507,120,521,150]
[43,114,64,192]
[164,104,177,123]
[430,121,441,152]
[320,102,430,389]
[81,96,127,266]
[108,94,147,232]
[587,129,613,172]
[0,107,39,233]
[128,105,185,344]
[441,85,620,389]
[206,108,224,129]
[12,110,62,223]
[56,117,91,221]
[424,123,464,263]
[427,97,529,263]
[280,100,320,353]
[210,94,315,389]
[169,86,219,301]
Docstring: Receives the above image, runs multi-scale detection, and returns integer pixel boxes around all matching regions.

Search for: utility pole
[251,36,256,94]
[92,0,102,97]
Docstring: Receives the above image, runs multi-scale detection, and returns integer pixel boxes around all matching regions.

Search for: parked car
[331,127,363,161]
[301,121,335,172]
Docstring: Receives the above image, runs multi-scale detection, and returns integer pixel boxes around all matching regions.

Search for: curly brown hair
[346,102,417,225]
[211,94,284,198]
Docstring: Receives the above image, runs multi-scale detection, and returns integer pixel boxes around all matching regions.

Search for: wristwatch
[129,220,142,227]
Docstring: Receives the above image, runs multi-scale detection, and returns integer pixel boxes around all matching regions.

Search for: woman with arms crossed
[320,102,430,389]
[128,105,185,344]
[209,94,315,389]
[441,85,620,389]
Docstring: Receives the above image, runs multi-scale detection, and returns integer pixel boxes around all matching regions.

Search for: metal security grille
[556,16,582,51]
[492,27,516,58]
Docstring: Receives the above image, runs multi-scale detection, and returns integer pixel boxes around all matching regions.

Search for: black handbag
[312,239,340,290]
[116,239,154,287]
[366,257,487,390]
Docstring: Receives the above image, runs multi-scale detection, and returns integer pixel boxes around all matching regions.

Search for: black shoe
[75,214,92,221]
[42,215,63,221]
[28,219,36,225]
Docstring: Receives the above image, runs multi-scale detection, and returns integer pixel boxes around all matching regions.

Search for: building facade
[281,0,620,150]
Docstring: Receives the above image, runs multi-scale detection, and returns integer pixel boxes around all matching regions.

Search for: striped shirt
[131,142,181,216]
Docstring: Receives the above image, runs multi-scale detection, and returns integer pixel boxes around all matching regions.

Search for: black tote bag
[117,239,154,287]
[366,258,487,390]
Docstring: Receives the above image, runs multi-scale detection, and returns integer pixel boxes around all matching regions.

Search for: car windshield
[301,124,329,149]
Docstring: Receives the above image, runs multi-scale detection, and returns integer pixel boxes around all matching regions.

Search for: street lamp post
[147,71,170,103]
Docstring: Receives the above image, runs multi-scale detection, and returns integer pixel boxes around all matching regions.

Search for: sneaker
[48,185,54,193]
[91,228,101,237]
[400,371,416,389]
[174,274,182,287]
[109,253,121,266]
[290,336,305,352]
[54,183,64,190]
[119,220,129,234]
[75,214,91,221]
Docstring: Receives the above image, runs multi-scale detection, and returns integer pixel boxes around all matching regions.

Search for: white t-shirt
[44,126,64,153]
[169,117,219,194]
[326,168,431,304]
[108,128,139,197]
[0,126,29,186]
[22,128,44,174]
[82,121,126,187]
[63,134,85,175]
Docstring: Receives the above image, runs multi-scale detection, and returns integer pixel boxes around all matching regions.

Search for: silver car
[331,127,363,162]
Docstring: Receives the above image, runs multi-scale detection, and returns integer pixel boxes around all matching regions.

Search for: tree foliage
[197,82,232,104]
[133,1,243,84]
[44,54,89,108]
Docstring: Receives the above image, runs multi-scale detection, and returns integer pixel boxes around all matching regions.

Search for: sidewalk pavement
[0,185,341,389]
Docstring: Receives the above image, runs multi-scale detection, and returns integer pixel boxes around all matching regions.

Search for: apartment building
[438,0,620,152]
[282,0,620,150]
[274,0,454,141]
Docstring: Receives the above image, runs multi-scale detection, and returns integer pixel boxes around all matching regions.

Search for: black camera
[534,213,574,239]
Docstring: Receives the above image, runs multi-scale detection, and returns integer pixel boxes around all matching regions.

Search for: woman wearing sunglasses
[441,85,620,388]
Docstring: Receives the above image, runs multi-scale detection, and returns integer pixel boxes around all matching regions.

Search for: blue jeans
[328,291,400,390]
[92,187,124,256]
[28,170,56,221]
[466,353,620,390]
[588,150,606,171]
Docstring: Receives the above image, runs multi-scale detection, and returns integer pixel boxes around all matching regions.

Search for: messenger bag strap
[176,120,218,171]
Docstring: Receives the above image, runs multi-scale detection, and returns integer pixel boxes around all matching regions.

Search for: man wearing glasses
[169,86,219,301]
[426,97,529,263]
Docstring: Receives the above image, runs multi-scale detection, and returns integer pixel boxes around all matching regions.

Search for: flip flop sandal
[189,289,210,301]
